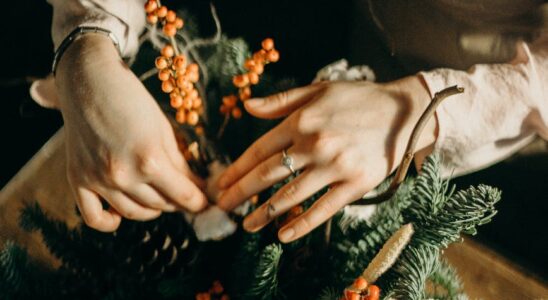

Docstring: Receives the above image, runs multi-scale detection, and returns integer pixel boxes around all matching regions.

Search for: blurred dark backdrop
[0,0,546,281]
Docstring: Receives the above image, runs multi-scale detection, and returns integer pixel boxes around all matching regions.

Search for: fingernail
[278,227,295,242]
[244,98,263,108]
[243,217,255,232]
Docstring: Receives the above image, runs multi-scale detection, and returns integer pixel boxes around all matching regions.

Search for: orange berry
[193,97,203,109]
[156,6,168,18]
[253,49,267,62]
[188,89,199,99]
[222,95,238,107]
[166,10,177,23]
[248,72,259,85]
[231,107,242,119]
[220,295,230,300]
[289,205,304,216]
[187,70,199,83]
[170,94,183,108]
[233,74,249,88]
[155,56,169,69]
[144,1,157,13]
[244,58,256,70]
[173,55,186,70]
[175,109,186,123]
[353,277,368,290]
[220,104,229,114]
[266,49,280,62]
[344,289,361,300]
[367,285,380,299]
[158,69,171,81]
[161,45,175,58]
[163,23,177,37]
[250,63,264,75]
[187,63,199,74]
[176,76,189,89]
[161,79,176,93]
[195,126,204,135]
[146,13,158,24]
[262,38,275,51]
[211,281,224,295]
[182,95,193,110]
[187,110,200,125]
[239,86,252,100]
[174,18,184,29]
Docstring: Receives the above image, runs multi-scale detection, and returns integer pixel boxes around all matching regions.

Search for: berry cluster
[146,0,203,126]
[144,0,184,36]
[343,277,380,300]
[195,280,230,300]
[220,38,280,119]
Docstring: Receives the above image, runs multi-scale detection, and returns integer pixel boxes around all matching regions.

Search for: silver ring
[281,149,296,175]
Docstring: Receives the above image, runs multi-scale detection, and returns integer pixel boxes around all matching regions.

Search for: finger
[150,164,207,213]
[243,169,333,232]
[100,189,162,221]
[125,183,177,212]
[244,83,325,119]
[218,119,292,189]
[163,137,205,189]
[73,187,122,232]
[278,182,360,243]
[218,146,309,211]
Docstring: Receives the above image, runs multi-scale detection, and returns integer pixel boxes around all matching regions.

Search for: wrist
[391,75,438,152]
[56,34,121,80]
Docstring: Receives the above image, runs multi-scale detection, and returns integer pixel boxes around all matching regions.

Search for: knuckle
[138,153,161,177]
[332,153,353,174]
[251,145,266,162]
[280,182,300,202]
[257,163,273,183]
[295,215,313,232]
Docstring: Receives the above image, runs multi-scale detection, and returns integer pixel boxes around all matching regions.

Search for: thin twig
[184,3,222,51]
[355,85,464,205]
[139,67,158,82]
[216,113,230,139]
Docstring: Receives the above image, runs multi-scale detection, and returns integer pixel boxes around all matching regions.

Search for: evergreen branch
[427,259,468,300]
[247,244,283,300]
[318,287,341,300]
[386,245,440,300]
[0,241,28,298]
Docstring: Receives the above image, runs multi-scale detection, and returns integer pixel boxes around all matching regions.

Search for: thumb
[244,83,324,119]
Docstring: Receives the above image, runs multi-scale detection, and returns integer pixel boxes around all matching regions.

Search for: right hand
[55,34,207,232]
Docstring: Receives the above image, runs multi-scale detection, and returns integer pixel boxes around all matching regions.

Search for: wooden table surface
[1,129,547,299]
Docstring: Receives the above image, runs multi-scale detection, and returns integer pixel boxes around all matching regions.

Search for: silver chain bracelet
[51,26,122,75]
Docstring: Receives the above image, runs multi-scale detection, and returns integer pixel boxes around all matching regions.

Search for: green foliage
[0,6,503,299]
[246,244,284,300]
[427,259,468,300]
[0,241,28,299]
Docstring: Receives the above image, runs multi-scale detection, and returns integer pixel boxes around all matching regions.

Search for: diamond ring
[281,149,296,175]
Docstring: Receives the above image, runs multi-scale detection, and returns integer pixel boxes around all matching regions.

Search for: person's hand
[217,77,436,243]
[56,34,207,232]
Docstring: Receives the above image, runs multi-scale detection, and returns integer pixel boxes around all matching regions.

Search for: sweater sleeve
[47,0,146,58]
[419,34,548,177]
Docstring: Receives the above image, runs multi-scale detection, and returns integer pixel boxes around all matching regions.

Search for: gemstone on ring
[282,149,296,174]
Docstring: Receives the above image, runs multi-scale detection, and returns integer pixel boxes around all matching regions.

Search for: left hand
[217,77,436,243]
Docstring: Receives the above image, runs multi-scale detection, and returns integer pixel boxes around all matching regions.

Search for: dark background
[0,0,546,281]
